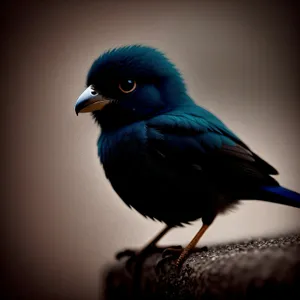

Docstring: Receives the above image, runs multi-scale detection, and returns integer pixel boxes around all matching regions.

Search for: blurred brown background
[1,0,299,299]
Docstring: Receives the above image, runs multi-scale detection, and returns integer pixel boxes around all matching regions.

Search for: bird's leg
[116,225,175,278]
[141,224,174,254]
[156,216,215,273]
[116,225,173,260]
[175,223,210,267]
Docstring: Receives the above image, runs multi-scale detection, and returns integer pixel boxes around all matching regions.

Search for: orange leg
[176,223,210,267]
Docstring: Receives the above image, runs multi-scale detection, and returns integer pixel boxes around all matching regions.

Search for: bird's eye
[119,79,136,94]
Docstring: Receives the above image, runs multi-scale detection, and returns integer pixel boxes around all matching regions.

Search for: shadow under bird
[75,45,300,268]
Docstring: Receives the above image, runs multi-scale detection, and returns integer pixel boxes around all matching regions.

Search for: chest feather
[98,123,148,172]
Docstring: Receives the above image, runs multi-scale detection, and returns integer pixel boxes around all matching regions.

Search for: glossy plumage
[76,45,300,228]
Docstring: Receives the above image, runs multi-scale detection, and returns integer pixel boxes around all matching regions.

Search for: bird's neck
[94,93,195,132]
[93,107,146,132]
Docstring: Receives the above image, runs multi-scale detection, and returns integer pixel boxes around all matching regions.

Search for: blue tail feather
[259,186,300,209]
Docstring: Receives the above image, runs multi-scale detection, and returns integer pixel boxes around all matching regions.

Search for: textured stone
[103,233,300,300]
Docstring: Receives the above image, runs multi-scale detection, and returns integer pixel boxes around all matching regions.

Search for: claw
[155,254,178,276]
[161,245,183,258]
[156,245,209,275]
[115,249,137,260]
[115,246,163,277]
[155,246,183,276]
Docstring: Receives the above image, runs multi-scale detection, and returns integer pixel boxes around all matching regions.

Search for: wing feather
[146,109,278,189]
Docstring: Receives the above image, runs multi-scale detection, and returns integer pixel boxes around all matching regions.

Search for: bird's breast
[98,122,147,168]
[97,123,212,225]
[98,123,150,195]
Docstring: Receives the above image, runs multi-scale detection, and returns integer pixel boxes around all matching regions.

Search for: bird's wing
[146,109,278,191]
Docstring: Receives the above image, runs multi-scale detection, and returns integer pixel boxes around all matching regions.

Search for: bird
[75,44,300,268]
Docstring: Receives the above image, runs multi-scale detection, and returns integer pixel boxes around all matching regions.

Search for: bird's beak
[75,85,111,115]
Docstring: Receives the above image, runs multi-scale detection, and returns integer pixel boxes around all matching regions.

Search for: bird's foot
[116,248,138,261]
[155,245,208,276]
[116,244,166,261]
[155,245,184,275]
[115,248,143,276]
[116,245,167,276]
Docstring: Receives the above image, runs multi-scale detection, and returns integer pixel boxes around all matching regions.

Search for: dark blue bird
[75,45,300,267]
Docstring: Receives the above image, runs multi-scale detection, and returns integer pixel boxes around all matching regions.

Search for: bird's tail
[257,186,300,209]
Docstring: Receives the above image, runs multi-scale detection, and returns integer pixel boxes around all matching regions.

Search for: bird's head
[75,45,189,130]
